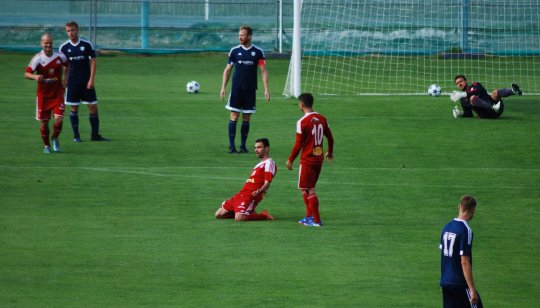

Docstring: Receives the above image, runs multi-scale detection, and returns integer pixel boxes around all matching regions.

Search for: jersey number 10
[311,124,324,146]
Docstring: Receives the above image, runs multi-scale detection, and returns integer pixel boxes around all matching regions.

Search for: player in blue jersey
[60,21,109,142]
[451,75,522,119]
[220,25,270,154]
[439,195,483,308]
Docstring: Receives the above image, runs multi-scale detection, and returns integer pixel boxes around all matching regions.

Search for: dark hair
[65,21,79,29]
[298,92,314,108]
[460,195,477,212]
[255,138,270,147]
[455,75,467,82]
[240,25,253,36]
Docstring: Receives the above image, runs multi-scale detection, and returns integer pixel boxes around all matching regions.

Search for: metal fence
[0,0,294,52]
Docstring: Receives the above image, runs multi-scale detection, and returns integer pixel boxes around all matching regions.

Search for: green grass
[1,51,539,307]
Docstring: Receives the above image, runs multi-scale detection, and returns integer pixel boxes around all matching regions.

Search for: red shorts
[221,191,263,215]
[36,95,65,121]
[298,163,322,190]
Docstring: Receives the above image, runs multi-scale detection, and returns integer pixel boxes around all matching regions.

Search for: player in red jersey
[25,33,68,153]
[286,93,334,227]
[215,138,276,221]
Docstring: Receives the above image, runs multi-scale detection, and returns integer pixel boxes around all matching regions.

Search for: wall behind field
[0,0,294,52]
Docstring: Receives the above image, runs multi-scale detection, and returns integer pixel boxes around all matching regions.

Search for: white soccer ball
[186,81,200,94]
[428,84,442,97]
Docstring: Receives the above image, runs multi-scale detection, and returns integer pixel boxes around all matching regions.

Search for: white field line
[2,165,538,190]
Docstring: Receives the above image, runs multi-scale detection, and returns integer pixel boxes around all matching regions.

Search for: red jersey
[288,112,334,165]
[240,158,277,193]
[26,51,67,98]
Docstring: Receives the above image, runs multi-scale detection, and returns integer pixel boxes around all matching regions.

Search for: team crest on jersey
[80,46,85,51]
[251,51,256,56]
[49,68,55,75]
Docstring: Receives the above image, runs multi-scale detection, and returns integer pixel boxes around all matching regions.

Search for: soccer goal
[283,0,540,96]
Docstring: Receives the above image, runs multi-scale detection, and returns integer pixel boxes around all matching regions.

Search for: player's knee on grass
[234,213,246,221]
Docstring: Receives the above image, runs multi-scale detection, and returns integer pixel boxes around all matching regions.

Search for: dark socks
[240,121,250,149]
[89,113,99,137]
[228,120,237,149]
[70,111,79,138]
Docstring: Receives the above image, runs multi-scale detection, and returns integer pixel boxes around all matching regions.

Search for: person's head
[298,92,314,111]
[238,25,253,46]
[454,75,468,91]
[40,33,53,56]
[65,21,79,42]
[458,195,477,221]
[254,138,270,159]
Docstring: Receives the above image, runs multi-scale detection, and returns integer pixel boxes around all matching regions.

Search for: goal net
[284,0,540,96]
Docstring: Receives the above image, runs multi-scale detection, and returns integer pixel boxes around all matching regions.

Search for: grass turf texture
[1,51,539,307]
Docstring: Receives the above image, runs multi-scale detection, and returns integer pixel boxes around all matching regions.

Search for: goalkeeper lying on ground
[451,75,522,119]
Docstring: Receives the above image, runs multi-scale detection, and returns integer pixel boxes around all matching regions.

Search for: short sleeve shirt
[26,51,67,98]
[439,218,474,287]
[240,158,277,193]
[60,38,96,85]
[227,44,266,90]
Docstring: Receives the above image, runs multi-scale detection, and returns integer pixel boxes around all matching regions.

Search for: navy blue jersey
[440,218,473,287]
[466,82,494,103]
[227,45,266,90]
[59,38,96,85]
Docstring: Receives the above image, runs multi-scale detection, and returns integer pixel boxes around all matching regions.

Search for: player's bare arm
[285,160,293,170]
[220,64,232,100]
[24,71,43,82]
[260,64,270,102]
[87,58,96,89]
[461,255,479,304]
[252,180,271,197]
[62,62,69,88]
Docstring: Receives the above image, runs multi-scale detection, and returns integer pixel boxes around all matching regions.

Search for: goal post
[283,0,540,96]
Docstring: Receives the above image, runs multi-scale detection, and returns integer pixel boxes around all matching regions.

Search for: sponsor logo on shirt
[238,60,254,65]
[69,56,86,61]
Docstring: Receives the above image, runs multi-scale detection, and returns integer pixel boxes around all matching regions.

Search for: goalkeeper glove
[450,91,467,102]
[452,106,464,118]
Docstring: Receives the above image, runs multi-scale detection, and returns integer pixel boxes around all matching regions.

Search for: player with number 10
[286,93,334,227]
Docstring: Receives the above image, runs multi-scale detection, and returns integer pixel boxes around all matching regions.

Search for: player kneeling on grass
[451,74,522,119]
[215,138,276,221]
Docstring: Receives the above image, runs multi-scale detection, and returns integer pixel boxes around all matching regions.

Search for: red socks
[302,190,313,217]
[52,121,62,139]
[307,191,321,224]
[40,123,50,146]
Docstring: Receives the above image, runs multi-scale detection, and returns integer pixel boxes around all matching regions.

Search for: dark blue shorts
[226,89,256,113]
[65,84,98,105]
[442,286,483,308]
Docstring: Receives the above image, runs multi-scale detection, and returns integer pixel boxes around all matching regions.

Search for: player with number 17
[286,93,334,227]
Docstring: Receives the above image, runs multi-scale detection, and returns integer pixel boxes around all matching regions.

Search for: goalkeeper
[450,75,522,119]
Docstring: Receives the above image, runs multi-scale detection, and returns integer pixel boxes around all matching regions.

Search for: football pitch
[1,51,539,307]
